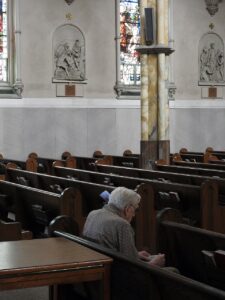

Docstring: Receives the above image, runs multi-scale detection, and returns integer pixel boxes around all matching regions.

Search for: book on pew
[99,190,110,203]
[201,250,217,268]
[214,250,225,270]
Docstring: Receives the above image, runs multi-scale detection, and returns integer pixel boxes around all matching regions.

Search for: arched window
[115,0,140,98]
[0,0,23,98]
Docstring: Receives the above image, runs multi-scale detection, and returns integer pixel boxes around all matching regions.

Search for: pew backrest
[157,208,225,289]
[51,228,225,300]
[0,180,81,236]
[52,165,216,227]
[5,167,156,250]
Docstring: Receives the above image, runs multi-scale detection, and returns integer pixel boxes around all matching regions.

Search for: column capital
[136,44,174,55]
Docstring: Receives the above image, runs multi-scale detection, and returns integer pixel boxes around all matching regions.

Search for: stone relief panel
[199,32,224,86]
[53,24,86,82]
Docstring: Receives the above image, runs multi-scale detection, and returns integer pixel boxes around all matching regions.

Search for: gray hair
[108,187,141,210]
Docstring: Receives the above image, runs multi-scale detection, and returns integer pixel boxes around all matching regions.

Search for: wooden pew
[69,163,225,233]
[7,166,221,251]
[78,162,225,212]
[92,150,140,167]
[75,162,218,185]
[155,163,225,178]
[0,157,38,172]
[5,169,118,230]
[0,219,32,241]
[62,151,140,168]
[4,167,157,251]
[49,224,225,300]
[51,165,218,227]
[0,180,80,237]
[27,152,77,174]
[157,208,225,290]
[123,149,140,157]
[210,160,225,166]
[209,152,225,160]
[81,163,225,204]
[0,152,77,175]
[60,152,115,170]
[173,153,206,163]
[173,160,225,171]
[93,149,140,158]
[179,147,225,161]
[53,155,225,187]
[179,148,204,155]
[171,151,221,163]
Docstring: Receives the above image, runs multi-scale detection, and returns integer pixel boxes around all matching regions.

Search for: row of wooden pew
[1,151,225,240]
[49,209,225,299]
[170,147,225,164]
[1,151,225,299]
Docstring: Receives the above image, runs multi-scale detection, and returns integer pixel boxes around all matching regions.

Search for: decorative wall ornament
[65,0,74,5]
[52,24,86,82]
[209,23,215,30]
[167,83,177,101]
[199,32,225,86]
[66,13,72,21]
[13,81,24,97]
[205,0,222,16]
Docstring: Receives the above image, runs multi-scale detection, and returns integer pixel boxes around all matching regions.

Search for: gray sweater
[82,204,139,260]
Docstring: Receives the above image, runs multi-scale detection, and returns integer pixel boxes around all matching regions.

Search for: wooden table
[0,237,112,300]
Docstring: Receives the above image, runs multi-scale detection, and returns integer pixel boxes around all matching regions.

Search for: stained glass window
[120,0,140,86]
[0,0,7,82]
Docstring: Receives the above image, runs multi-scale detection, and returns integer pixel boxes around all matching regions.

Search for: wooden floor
[0,287,48,300]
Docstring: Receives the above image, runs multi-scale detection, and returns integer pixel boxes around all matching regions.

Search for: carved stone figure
[199,33,225,85]
[200,43,224,83]
[216,50,224,81]
[72,39,81,70]
[54,40,84,80]
[200,47,209,81]
[53,24,86,82]
[55,43,73,79]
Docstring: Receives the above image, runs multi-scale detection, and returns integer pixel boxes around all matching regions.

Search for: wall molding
[169,99,225,109]
[0,98,140,108]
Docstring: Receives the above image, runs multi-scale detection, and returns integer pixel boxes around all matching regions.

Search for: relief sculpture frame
[52,24,86,83]
[198,32,225,86]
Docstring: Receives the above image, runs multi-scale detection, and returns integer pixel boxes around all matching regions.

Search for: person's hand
[148,254,165,267]
[138,250,151,261]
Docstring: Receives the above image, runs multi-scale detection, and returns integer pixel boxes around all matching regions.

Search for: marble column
[139,0,171,168]
[158,0,170,162]
[140,0,158,168]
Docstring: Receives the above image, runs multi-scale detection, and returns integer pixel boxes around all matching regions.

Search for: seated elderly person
[83,186,165,267]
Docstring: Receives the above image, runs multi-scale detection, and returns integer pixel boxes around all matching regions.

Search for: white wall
[0,0,141,159]
[0,98,140,160]
[173,0,225,100]
[168,0,225,153]
[169,100,225,153]
[1,0,225,159]
[20,0,116,99]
